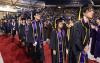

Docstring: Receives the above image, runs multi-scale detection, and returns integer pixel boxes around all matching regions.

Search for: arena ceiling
[0,0,99,7]
[0,0,38,8]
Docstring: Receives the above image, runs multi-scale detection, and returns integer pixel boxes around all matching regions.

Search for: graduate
[94,17,100,62]
[50,18,68,63]
[65,17,75,63]
[3,19,12,35]
[43,18,52,43]
[32,12,44,63]
[24,18,35,60]
[90,22,97,56]
[72,4,94,63]
[11,19,18,39]
[0,19,4,32]
[88,19,97,60]
[25,18,36,63]
[18,18,26,46]
[43,18,52,63]
[6,19,12,34]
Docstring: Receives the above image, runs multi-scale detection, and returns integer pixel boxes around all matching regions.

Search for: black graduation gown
[43,23,52,41]
[24,24,36,61]
[19,24,26,42]
[4,22,12,34]
[11,22,18,37]
[90,28,96,55]
[94,26,100,58]
[67,26,76,63]
[50,29,67,63]
[32,21,44,62]
[25,24,34,43]
[72,21,90,63]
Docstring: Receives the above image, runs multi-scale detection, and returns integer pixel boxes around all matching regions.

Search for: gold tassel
[78,7,82,21]
[78,53,81,63]
[55,19,56,29]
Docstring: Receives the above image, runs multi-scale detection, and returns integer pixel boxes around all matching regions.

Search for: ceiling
[0,0,38,7]
[0,0,99,7]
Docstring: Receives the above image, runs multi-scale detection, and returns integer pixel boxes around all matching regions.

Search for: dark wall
[38,0,71,5]
[92,0,100,5]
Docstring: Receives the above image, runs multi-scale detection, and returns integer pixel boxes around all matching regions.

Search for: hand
[95,27,98,31]
[22,42,25,46]
[70,23,74,26]
[53,50,56,55]
[46,39,50,45]
[66,49,68,54]
[43,41,46,46]
[33,41,37,46]
[40,44,42,48]
[46,39,50,42]
[84,45,89,53]
[91,24,96,29]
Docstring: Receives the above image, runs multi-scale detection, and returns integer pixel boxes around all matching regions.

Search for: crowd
[0,4,100,63]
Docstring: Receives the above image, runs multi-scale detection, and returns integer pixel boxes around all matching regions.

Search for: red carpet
[0,34,32,63]
[0,34,98,63]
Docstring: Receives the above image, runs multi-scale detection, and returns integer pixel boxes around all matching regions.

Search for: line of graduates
[17,4,95,63]
[0,18,18,39]
[0,4,100,63]
[18,13,70,63]
[89,17,100,62]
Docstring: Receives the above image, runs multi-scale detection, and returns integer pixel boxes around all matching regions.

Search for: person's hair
[56,18,63,30]
[34,12,41,16]
[81,4,93,16]
[33,12,41,20]
[21,18,26,20]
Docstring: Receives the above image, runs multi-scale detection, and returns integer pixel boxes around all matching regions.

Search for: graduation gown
[7,22,12,33]
[67,26,76,63]
[72,20,90,63]
[24,23,36,60]
[32,20,43,43]
[11,22,18,37]
[32,20,44,62]
[19,24,26,42]
[50,29,67,63]
[94,25,100,58]
[90,28,96,55]
[43,23,52,41]
[4,22,12,34]
[25,24,34,44]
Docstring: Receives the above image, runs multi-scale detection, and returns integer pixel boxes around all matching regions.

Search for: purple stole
[57,30,65,63]
[78,19,89,63]
[79,51,88,63]
[32,20,43,42]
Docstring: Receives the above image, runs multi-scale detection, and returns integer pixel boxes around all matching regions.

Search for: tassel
[78,7,82,21]
[55,19,56,29]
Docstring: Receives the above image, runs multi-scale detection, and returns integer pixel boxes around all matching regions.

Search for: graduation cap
[34,11,42,16]
[56,18,63,25]
[21,18,26,20]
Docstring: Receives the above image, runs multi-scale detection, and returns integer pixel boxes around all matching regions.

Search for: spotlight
[58,6,61,9]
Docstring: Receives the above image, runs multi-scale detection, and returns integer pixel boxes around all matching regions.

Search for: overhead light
[0,5,17,12]
[58,6,61,9]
